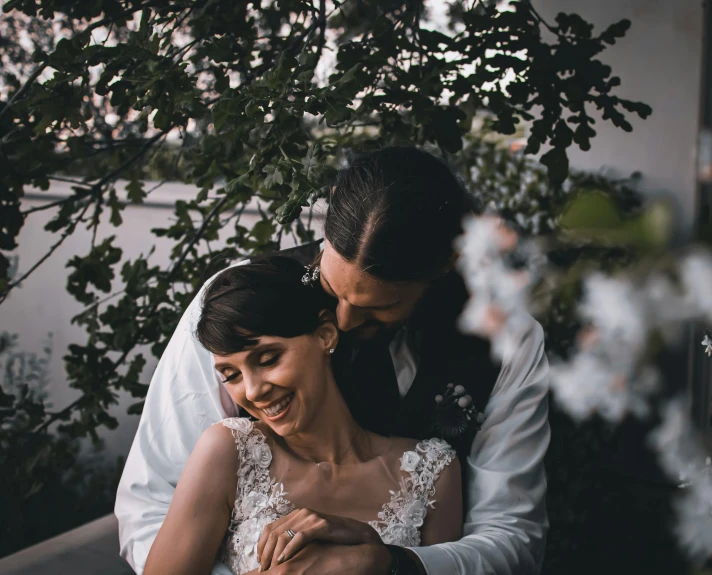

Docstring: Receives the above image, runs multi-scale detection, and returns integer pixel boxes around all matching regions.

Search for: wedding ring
[285,528,296,540]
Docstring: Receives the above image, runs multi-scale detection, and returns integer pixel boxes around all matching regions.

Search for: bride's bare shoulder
[366,433,419,461]
[197,420,241,460]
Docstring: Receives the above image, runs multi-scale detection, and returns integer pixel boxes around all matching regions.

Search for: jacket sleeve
[409,316,550,574]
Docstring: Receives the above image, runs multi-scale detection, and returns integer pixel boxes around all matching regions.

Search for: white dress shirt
[115,263,550,575]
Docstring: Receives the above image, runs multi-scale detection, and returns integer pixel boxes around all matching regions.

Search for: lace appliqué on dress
[217,420,455,573]
[219,418,294,575]
[369,438,456,546]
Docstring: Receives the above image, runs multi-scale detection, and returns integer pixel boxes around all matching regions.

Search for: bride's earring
[329,348,335,354]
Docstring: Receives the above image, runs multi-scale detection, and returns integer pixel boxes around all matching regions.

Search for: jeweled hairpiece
[301,265,320,286]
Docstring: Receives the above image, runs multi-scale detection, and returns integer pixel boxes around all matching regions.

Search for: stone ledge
[0,515,133,575]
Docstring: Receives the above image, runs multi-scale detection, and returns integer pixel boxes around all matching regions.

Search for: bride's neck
[281,374,368,465]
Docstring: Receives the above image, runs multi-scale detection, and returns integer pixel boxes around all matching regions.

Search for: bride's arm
[420,457,463,545]
[144,424,238,575]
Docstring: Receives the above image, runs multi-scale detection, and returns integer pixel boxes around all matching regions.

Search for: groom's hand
[266,541,392,575]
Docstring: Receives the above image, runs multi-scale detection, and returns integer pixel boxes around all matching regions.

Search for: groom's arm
[408,315,550,574]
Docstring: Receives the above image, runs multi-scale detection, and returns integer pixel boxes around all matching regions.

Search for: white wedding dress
[218,417,456,575]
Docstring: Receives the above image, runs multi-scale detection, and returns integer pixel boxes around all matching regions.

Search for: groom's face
[319,242,430,340]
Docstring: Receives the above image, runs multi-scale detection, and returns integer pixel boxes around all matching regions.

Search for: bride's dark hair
[195,256,333,356]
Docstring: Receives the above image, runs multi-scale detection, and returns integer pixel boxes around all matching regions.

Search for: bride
[143,256,462,575]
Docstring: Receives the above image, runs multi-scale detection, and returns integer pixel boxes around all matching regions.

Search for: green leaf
[196,186,210,203]
[540,147,570,184]
[251,218,276,244]
[599,19,631,45]
[126,177,146,204]
[107,188,123,226]
[127,400,145,415]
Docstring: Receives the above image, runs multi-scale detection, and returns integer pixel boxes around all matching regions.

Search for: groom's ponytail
[325,146,479,282]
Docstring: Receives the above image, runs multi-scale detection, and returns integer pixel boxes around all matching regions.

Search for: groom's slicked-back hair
[196,256,333,356]
[325,146,479,282]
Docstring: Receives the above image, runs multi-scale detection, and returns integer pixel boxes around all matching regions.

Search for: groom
[116,146,550,575]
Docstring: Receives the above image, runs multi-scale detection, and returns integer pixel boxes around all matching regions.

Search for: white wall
[0,181,325,462]
[534,0,705,230]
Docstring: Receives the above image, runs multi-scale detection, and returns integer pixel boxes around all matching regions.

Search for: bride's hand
[257,508,381,572]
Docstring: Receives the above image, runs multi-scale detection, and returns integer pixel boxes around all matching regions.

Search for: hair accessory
[301,265,320,286]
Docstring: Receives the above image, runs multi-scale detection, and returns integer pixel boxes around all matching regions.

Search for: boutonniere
[433,383,485,440]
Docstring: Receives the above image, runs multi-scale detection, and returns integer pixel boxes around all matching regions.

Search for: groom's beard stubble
[347,321,402,344]
[349,321,384,341]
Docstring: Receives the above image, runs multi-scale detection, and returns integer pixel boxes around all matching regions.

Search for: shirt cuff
[408,545,459,575]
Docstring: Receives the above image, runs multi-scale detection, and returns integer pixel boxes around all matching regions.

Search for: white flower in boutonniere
[252,443,272,468]
[433,383,485,440]
[401,451,421,473]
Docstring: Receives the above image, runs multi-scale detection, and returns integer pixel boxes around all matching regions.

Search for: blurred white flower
[549,352,657,423]
[456,216,500,270]
[680,253,712,323]
[579,274,648,358]
[702,334,712,357]
[674,482,712,561]
[640,275,695,348]
[648,399,712,558]
[456,215,540,361]
[649,399,707,481]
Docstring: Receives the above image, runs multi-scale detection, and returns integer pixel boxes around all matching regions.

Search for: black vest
[335,271,502,463]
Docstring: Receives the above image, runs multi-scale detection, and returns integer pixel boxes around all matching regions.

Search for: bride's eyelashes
[221,371,240,384]
[219,352,282,384]
[259,352,281,368]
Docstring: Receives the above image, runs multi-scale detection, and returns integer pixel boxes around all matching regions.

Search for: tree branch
[21,189,92,216]
[314,0,327,64]
[22,131,166,218]
[0,201,92,305]
[526,1,559,36]
[47,175,93,186]
[88,132,166,188]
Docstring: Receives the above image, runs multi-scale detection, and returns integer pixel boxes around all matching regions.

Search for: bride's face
[212,327,336,436]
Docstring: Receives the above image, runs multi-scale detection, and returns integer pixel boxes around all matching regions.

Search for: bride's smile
[260,392,294,419]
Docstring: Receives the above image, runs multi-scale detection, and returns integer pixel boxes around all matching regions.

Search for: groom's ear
[316,310,339,353]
